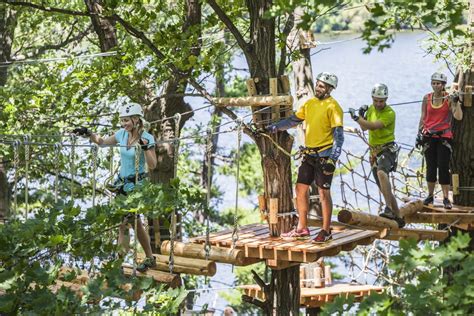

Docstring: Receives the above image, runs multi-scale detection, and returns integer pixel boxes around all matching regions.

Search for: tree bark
[244,1,299,314]
[84,0,118,52]
[452,69,474,206]
[0,5,18,218]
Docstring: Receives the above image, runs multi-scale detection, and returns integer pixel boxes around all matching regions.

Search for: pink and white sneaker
[280,228,310,240]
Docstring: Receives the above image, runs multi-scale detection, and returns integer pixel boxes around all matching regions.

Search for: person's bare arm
[357,118,384,130]
[90,133,116,146]
[419,95,428,130]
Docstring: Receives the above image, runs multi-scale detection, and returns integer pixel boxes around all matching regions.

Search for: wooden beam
[161,240,259,266]
[246,79,257,96]
[136,253,216,276]
[213,95,293,107]
[404,212,474,225]
[280,75,291,94]
[399,200,424,217]
[452,174,460,195]
[337,210,399,229]
[465,85,472,107]
[380,228,448,241]
[122,265,181,288]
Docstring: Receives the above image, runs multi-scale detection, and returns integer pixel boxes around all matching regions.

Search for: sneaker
[443,198,452,210]
[280,228,310,240]
[136,256,156,272]
[423,195,434,205]
[379,207,396,220]
[379,207,405,228]
[312,229,332,243]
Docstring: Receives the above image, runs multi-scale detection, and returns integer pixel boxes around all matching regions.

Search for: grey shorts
[371,145,399,187]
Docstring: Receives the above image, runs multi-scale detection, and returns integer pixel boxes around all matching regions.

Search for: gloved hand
[449,91,460,103]
[265,124,278,134]
[139,138,153,151]
[322,158,336,175]
[415,132,424,149]
[72,126,91,137]
[358,105,368,119]
[348,108,359,121]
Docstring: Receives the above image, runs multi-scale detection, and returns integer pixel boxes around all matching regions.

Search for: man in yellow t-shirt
[349,83,404,228]
[267,72,344,243]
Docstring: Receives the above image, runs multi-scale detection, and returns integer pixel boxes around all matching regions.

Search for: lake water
[189,31,448,313]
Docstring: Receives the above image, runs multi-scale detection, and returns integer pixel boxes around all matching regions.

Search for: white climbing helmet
[371,83,388,99]
[119,102,143,118]
[316,72,338,89]
[431,72,447,83]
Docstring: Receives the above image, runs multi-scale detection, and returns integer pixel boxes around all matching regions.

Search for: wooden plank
[421,203,473,213]
[122,266,181,288]
[214,95,293,107]
[405,212,474,224]
[280,75,290,94]
[269,78,278,96]
[381,228,448,241]
[246,79,257,96]
[452,174,460,195]
[465,85,472,107]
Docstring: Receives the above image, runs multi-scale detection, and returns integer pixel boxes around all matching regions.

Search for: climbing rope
[70,134,77,201]
[13,141,20,215]
[91,144,99,207]
[54,143,62,204]
[231,118,243,250]
[132,143,141,277]
[204,126,213,261]
[24,135,30,217]
[169,113,182,274]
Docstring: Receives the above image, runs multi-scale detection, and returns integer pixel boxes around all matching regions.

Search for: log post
[258,194,267,221]
[399,200,424,217]
[161,240,251,265]
[137,254,216,276]
[269,198,279,236]
[452,174,460,195]
[337,209,399,229]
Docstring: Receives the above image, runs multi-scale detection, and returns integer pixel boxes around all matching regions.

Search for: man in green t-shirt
[349,83,404,228]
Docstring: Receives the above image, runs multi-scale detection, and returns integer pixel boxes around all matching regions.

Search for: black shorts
[296,156,334,189]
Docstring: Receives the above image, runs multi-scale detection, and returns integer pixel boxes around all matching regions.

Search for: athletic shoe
[443,198,452,210]
[312,229,332,243]
[379,207,405,228]
[280,228,310,240]
[423,195,434,205]
[137,256,156,272]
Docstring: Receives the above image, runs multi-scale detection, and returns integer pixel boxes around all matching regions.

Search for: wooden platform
[405,200,474,230]
[240,283,383,308]
[308,217,449,241]
[191,224,378,266]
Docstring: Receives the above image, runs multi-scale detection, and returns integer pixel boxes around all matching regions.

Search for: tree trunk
[452,69,474,206]
[0,6,18,218]
[84,0,118,52]
[245,1,299,313]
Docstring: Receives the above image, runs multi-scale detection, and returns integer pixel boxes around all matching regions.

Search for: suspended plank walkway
[240,283,383,308]
[405,199,474,230]
[191,223,378,267]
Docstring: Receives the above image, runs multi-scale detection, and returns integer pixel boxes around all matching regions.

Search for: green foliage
[322,233,474,315]
[220,143,263,197]
[0,180,204,314]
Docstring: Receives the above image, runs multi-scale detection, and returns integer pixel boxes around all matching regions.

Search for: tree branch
[1,1,91,17]
[26,24,93,59]
[242,295,268,310]
[278,13,294,76]
[206,0,253,59]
